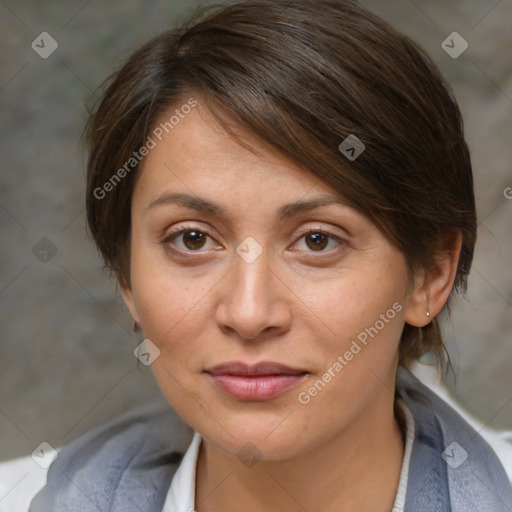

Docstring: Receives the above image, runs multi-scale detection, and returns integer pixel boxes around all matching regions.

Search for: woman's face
[122,100,418,460]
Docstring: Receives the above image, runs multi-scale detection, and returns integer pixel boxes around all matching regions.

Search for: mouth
[205,361,308,401]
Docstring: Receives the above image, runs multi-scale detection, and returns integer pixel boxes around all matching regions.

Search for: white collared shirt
[3,388,512,512]
[161,429,203,512]
[161,399,416,512]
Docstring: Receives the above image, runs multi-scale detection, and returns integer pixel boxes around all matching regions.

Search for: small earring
[426,310,430,318]
[133,321,141,333]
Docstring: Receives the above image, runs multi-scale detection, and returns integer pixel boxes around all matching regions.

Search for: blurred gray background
[0,0,511,461]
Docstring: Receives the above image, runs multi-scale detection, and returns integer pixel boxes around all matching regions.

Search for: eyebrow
[145,192,350,222]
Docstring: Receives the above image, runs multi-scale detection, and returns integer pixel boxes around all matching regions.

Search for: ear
[119,279,141,325]
[404,231,463,327]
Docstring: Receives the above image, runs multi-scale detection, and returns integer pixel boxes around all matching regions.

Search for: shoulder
[397,365,512,510]
[29,397,195,512]
[409,362,512,482]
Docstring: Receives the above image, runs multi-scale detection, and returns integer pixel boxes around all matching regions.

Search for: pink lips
[205,362,308,401]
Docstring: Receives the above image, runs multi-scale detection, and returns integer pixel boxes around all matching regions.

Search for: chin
[198,414,312,462]
[217,435,304,462]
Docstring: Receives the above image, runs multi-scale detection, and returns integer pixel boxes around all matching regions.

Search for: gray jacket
[29,367,512,511]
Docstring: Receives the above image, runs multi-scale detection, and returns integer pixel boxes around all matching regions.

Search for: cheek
[304,265,407,353]
[133,279,203,352]
[129,252,220,372]
[291,262,407,402]
[130,267,214,414]
[292,278,405,438]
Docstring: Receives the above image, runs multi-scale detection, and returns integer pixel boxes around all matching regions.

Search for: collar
[161,400,416,512]
[29,366,512,511]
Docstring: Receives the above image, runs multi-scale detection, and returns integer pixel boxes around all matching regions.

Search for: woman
[29,0,512,510]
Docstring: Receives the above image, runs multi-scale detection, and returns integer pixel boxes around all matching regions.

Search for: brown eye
[304,232,329,251]
[180,230,207,250]
[163,228,218,252]
[294,229,343,253]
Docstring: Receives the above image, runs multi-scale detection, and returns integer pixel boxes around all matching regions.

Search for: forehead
[134,101,342,205]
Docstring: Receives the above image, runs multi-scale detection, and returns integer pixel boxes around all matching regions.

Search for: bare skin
[121,98,461,512]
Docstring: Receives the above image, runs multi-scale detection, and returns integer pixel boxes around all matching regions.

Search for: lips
[205,361,308,401]
[206,361,307,376]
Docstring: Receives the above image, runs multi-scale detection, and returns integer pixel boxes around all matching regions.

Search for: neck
[195,384,405,512]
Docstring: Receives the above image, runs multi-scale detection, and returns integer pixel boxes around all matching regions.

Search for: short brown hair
[84,0,476,369]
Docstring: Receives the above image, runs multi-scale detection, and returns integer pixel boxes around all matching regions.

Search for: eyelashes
[162,228,221,253]
[161,225,346,256]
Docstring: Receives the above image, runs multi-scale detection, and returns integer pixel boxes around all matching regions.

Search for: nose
[214,243,292,341]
